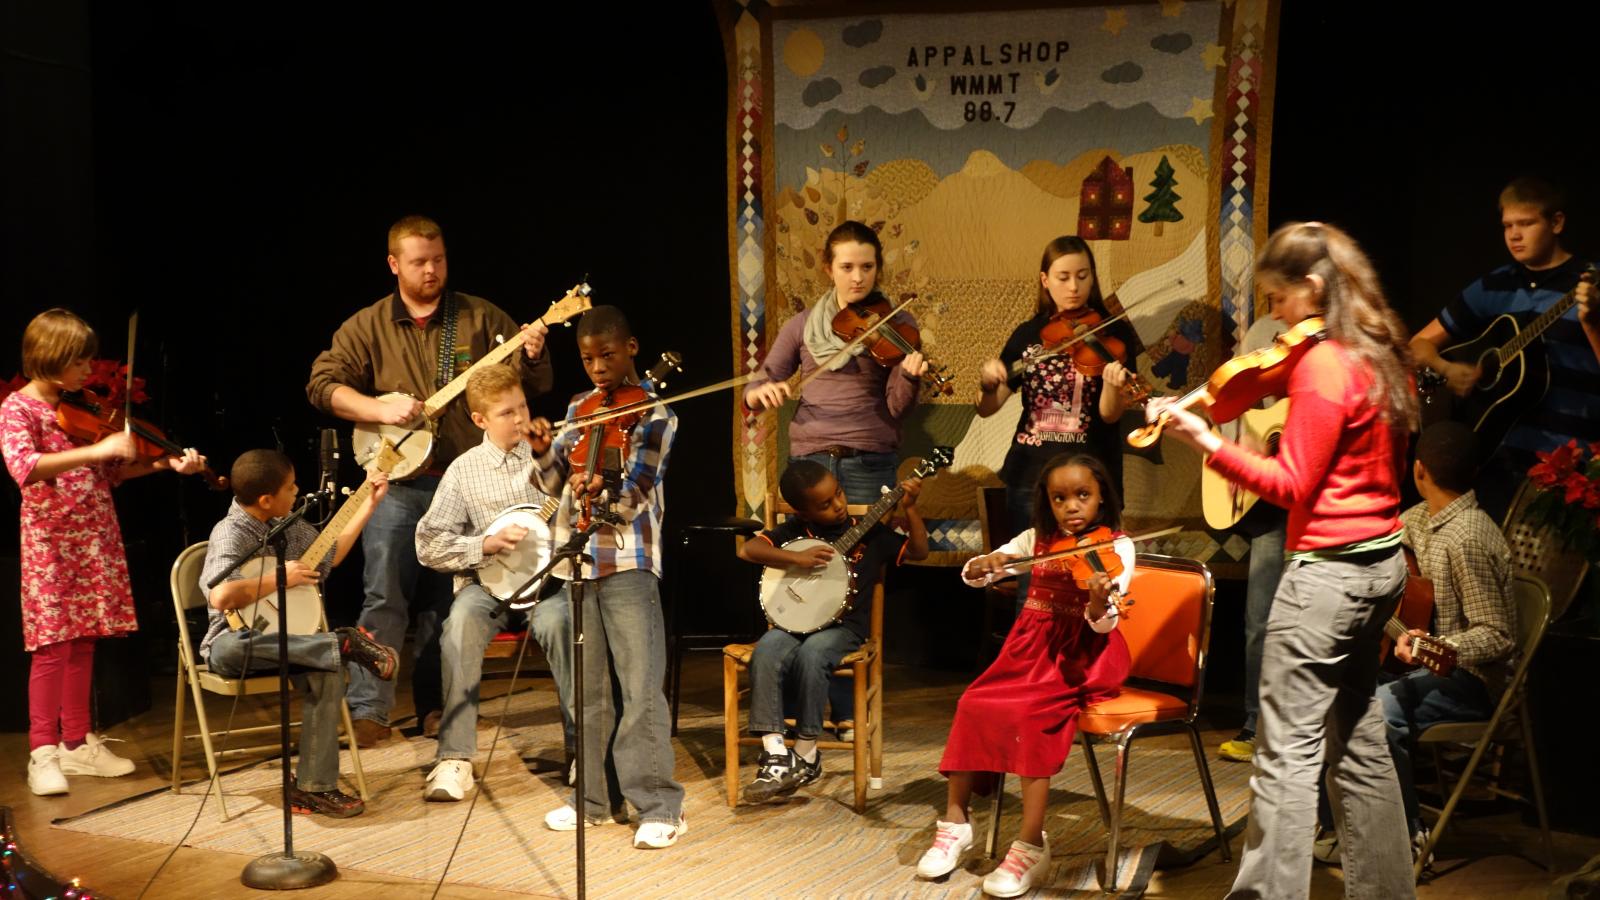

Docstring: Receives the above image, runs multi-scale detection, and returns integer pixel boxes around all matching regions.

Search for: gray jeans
[566,569,684,826]
[436,583,572,762]
[205,629,345,793]
[1226,550,1416,900]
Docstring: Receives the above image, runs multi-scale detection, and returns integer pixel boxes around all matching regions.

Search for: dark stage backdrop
[2,3,1598,734]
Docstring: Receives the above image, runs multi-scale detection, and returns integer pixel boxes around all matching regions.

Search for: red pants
[29,637,95,751]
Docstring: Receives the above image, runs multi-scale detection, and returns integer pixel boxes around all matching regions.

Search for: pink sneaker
[916,820,973,878]
[982,835,1051,897]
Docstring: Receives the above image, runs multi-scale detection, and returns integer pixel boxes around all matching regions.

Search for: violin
[1127,316,1326,449]
[1035,525,1125,590]
[830,293,954,395]
[1037,306,1128,378]
[568,353,684,531]
[55,391,229,490]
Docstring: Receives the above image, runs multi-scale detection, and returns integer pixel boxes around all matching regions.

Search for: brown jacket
[306,291,554,469]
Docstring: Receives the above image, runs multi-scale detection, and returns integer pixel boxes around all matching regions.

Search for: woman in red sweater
[1147,222,1420,899]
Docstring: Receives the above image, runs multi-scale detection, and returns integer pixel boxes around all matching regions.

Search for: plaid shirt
[1400,491,1517,696]
[415,433,553,594]
[533,385,675,579]
[197,500,328,660]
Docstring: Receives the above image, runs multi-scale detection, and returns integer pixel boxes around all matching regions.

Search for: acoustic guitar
[1418,265,1596,454]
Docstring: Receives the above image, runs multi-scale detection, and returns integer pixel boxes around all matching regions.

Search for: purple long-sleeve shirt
[743,311,920,455]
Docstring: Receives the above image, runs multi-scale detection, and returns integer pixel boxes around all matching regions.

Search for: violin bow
[123,311,138,435]
[791,293,919,395]
[549,372,763,437]
[978,525,1182,583]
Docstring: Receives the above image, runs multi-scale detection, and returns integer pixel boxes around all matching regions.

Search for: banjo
[477,497,562,607]
[759,448,952,634]
[351,283,593,480]
[225,439,406,634]
[477,352,686,609]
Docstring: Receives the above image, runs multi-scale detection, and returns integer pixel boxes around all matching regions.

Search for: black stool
[666,516,765,735]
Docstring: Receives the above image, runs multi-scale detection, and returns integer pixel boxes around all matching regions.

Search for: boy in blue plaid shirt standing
[526,306,685,849]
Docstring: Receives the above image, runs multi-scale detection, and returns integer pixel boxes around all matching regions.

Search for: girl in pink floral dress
[1,309,206,796]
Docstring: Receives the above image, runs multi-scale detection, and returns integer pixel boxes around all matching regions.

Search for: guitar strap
[434,290,461,389]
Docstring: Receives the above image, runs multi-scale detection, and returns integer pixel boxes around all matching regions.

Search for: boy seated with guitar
[736,457,929,803]
[198,449,399,818]
[1316,422,1516,864]
[414,364,572,803]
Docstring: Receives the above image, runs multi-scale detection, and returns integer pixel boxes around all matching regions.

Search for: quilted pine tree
[1138,155,1184,237]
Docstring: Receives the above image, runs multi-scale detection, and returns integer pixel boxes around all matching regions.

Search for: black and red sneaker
[289,786,365,819]
[335,626,398,681]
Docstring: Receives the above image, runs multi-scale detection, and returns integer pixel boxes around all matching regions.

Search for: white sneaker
[982,835,1050,898]
[916,819,974,878]
[632,815,687,849]
[423,759,474,802]
[28,746,68,796]
[56,733,136,777]
[543,804,627,831]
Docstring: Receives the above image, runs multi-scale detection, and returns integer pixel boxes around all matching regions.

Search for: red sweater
[1207,341,1406,552]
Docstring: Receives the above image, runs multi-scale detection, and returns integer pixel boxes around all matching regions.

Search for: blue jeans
[436,584,574,762]
[794,450,899,506]
[748,625,862,740]
[1242,524,1287,734]
[568,570,683,825]
[1227,551,1415,900]
[1379,666,1493,832]
[794,450,896,722]
[207,630,345,793]
[348,476,455,726]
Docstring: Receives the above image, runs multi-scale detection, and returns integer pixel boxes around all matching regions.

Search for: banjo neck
[826,449,953,554]
[831,485,903,555]
[419,284,593,420]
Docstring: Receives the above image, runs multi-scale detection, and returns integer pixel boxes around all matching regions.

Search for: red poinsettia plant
[0,361,149,407]
[1526,439,1600,562]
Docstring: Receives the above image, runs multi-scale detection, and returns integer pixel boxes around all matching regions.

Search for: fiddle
[968,524,1182,608]
[568,353,683,531]
[56,391,229,490]
[830,293,955,395]
[1035,525,1125,590]
[1127,316,1326,449]
[1036,306,1128,378]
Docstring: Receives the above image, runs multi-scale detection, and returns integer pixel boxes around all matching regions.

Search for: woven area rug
[54,679,1250,898]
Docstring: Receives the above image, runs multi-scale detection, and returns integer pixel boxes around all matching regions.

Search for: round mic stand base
[242,850,338,890]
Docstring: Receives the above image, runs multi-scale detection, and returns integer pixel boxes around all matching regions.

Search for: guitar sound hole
[1475,352,1501,390]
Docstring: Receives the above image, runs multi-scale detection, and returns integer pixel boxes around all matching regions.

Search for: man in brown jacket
[307,215,554,746]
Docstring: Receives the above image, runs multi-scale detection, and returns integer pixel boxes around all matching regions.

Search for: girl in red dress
[1,309,206,796]
[916,453,1133,897]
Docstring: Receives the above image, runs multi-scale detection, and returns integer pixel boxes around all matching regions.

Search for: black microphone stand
[495,502,620,900]
[205,494,338,890]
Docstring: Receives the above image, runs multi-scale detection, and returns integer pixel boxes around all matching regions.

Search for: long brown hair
[1035,236,1106,319]
[1255,222,1419,431]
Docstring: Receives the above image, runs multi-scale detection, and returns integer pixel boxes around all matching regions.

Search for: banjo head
[352,393,434,480]
[760,538,855,634]
[478,504,555,602]
[229,557,325,634]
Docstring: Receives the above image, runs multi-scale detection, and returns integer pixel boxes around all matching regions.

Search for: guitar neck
[1383,616,1408,641]
[1501,285,1580,360]
[298,481,374,570]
